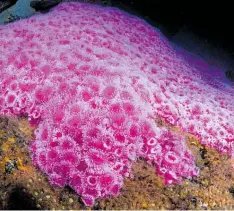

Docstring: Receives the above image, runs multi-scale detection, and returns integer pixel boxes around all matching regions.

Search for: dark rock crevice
[6,187,40,210]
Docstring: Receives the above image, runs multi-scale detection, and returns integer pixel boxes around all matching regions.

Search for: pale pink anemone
[0,2,233,206]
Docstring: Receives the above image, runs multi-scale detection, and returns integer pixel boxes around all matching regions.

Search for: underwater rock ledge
[0,1,233,207]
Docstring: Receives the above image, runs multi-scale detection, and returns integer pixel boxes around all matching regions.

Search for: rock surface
[1,117,234,209]
[0,1,233,208]
[0,0,18,13]
[30,0,62,12]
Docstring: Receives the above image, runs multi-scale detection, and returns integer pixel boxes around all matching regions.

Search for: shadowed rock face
[226,69,234,82]
[30,0,62,12]
[30,0,103,12]
[0,0,18,13]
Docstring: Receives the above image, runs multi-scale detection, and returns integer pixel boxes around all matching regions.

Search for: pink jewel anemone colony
[0,2,233,206]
